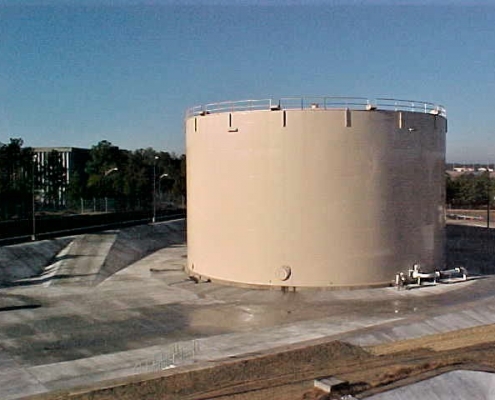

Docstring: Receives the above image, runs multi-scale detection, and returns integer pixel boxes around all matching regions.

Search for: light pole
[158,173,169,203]
[103,167,118,213]
[487,170,492,230]
[31,155,37,241]
[152,156,159,223]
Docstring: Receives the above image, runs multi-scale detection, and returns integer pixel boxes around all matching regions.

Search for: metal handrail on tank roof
[186,96,446,118]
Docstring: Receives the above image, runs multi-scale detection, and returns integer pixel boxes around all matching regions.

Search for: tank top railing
[186,97,446,118]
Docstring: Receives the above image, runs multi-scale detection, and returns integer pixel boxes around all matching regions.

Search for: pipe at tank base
[395,266,468,290]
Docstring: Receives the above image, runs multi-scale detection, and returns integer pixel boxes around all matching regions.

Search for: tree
[85,140,126,198]
[66,171,83,210]
[447,172,495,208]
[0,138,34,218]
[0,137,186,219]
[152,151,186,207]
[446,174,458,207]
[171,154,186,206]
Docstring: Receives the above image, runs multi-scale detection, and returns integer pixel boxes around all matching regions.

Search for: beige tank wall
[186,108,446,288]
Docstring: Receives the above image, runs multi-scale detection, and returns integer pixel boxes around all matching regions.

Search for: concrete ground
[1,220,495,399]
[366,370,495,400]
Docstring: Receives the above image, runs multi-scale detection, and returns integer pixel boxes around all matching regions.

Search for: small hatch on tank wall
[277,266,291,281]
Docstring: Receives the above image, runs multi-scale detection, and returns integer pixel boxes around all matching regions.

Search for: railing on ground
[186,96,446,118]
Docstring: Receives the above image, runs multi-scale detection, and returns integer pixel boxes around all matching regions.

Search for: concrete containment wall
[0,238,72,284]
[186,98,446,288]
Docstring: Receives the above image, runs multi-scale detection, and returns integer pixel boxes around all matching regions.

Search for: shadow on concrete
[0,304,41,312]
[0,294,42,313]
[6,303,198,366]
[6,273,97,287]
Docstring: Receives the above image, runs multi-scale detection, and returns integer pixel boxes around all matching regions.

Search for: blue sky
[0,1,494,161]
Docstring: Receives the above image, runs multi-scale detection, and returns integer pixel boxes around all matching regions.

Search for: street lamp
[157,173,172,210]
[152,156,159,223]
[158,173,169,199]
[31,155,37,241]
[103,167,118,212]
[104,167,118,176]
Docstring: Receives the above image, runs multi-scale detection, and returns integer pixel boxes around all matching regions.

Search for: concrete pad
[344,301,495,348]
[20,314,402,392]
[0,351,47,400]
[366,370,495,399]
[3,220,495,399]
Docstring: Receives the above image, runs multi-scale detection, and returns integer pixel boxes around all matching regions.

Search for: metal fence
[133,340,201,373]
[80,197,117,214]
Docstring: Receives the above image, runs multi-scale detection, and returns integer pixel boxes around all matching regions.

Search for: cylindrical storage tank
[186,97,446,288]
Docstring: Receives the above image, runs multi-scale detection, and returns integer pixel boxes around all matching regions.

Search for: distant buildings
[32,147,90,206]
[446,164,495,178]
[451,166,493,173]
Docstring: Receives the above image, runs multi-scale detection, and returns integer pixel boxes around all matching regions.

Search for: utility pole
[31,155,37,241]
[152,156,159,223]
[487,170,491,230]
[103,167,118,213]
